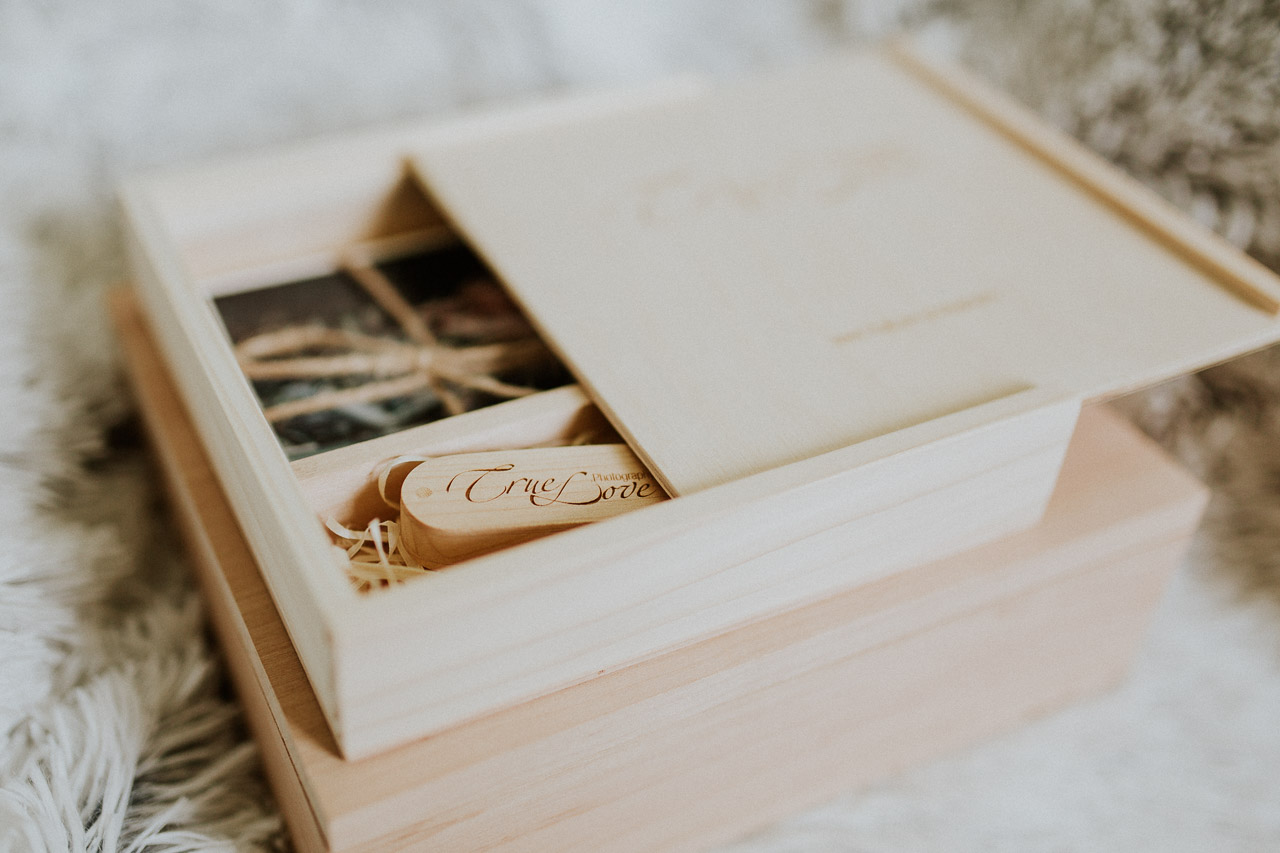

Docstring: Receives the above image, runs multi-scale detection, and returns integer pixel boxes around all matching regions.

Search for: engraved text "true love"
[447,464,657,507]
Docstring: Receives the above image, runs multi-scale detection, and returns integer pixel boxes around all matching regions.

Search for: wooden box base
[114,291,1208,852]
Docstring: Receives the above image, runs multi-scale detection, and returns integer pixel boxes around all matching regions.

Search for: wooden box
[113,290,1208,852]
[120,45,1280,760]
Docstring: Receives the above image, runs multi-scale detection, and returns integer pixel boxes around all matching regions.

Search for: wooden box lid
[409,48,1280,496]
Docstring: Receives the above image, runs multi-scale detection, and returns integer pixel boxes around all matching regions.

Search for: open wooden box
[113,293,1209,852]
[121,45,1280,760]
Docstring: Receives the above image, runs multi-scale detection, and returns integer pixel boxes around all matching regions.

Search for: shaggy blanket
[2,2,1280,850]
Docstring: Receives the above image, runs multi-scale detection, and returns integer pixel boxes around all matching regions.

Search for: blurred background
[3,1,1280,849]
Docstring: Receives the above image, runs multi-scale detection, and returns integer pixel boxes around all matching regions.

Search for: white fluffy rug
[3,2,1280,850]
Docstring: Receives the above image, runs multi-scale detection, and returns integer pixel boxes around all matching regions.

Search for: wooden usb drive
[398,444,666,567]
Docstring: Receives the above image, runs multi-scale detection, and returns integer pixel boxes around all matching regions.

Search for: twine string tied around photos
[232,248,556,423]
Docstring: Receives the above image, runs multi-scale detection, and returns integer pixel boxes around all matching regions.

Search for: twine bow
[234,248,556,423]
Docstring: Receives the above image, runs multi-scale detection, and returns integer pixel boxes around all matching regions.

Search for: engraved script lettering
[831,291,998,346]
[632,145,916,226]
[446,464,656,507]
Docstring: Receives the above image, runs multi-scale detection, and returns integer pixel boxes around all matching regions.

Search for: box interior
[174,163,637,572]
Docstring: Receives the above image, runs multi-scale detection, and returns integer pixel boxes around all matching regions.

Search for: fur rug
[2,2,1280,850]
